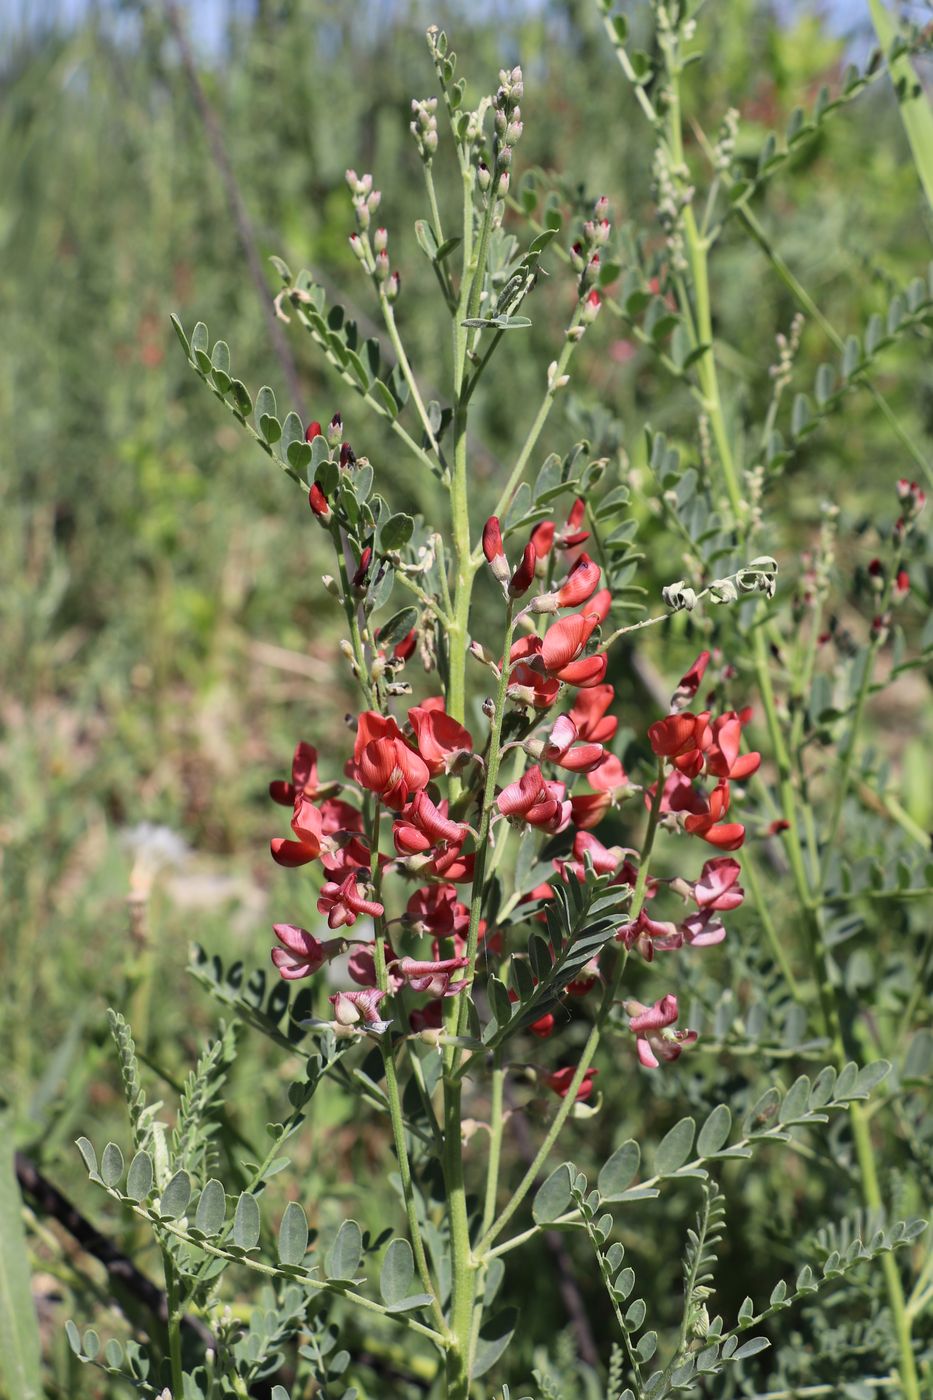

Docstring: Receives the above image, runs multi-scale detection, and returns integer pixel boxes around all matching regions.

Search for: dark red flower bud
[509,541,537,598]
[305,419,323,443]
[352,546,373,589]
[340,441,356,469]
[308,483,331,520]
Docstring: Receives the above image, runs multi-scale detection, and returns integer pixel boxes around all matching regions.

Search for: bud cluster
[490,65,524,192]
[652,145,693,275]
[410,96,439,162]
[713,106,740,174]
[769,312,805,395]
[346,172,400,302]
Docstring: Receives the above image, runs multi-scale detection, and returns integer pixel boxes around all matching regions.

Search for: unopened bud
[327,413,343,448]
[308,483,331,521]
[374,249,390,281]
[305,418,323,443]
[322,574,341,598]
[373,226,388,254]
[477,160,492,192]
[581,289,602,324]
[349,232,367,261]
[385,271,400,302]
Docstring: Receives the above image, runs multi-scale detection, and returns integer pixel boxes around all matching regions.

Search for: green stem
[367,802,448,1337]
[379,291,445,466]
[850,1101,922,1399]
[478,763,665,1255]
[740,842,802,1001]
[457,605,515,1031]
[477,303,587,554]
[162,1250,184,1398]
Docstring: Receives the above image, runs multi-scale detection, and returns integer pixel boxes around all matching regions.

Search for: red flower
[407,884,467,938]
[704,713,760,781]
[393,790,468,854]
[568,683,617,743]
[408,699,473,774]
[269,742,321,807]
[545,1065,599,1100]
[354,711,430,808]
[304,419,323,442]
[330,987,391,1034]
[271,796,326,867]
[541,611,600,673]
[683,780,745,850]
[497,766,571,832]
[532,553,602,614]
[507,635,561,709]
[648,711,708,760]
[542,714,605,773]
[482,515,511,586]
[530,519,555,560]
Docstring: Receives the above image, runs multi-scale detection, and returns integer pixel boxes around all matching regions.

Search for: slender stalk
[480,1054,506,1239]
[379,291,445,466]
[478,304,586,553]
[162,1249,185,1399]
[368,806,448,1337]
[457,605,515,1029]
[740,843,802,1001]
[478,763,665,1255]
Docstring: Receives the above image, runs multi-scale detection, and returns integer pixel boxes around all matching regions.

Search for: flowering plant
[66,8,931,1400]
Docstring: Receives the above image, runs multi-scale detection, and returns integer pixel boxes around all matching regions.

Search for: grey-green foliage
[529,1060,926,1395]
[171,1019,237,1180]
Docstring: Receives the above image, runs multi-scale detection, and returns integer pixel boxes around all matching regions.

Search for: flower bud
[509,541,537,598]
[305,419,323,443]
[496,170,510,197]
[892,568,910,602]
[373,226,388,254]
[477,160,492,192]
[386,271,401,303]
[867,558,884,593]
[308,484,331,521]
[374,249,390,282]
[581,289,602,324]
[482,515,512,587]
[349,232,367,261]
[327,413,343,448]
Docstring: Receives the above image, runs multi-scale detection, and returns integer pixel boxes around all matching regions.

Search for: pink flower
[317,871,385,929]
[389,955,470,997]
[626,994,697,1069]
[690,856,745,911]
[271,925,346,981]
[330,987,392,1034]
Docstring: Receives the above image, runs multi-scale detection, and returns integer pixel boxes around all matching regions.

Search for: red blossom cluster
[264,489,758,1088]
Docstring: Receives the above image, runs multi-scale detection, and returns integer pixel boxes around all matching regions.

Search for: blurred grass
[1,1,931,1394]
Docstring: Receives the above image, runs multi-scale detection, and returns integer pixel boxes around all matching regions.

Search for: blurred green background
[1,1,931,1395]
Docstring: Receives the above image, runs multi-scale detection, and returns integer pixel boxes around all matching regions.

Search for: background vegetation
[1,1,930,1396]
